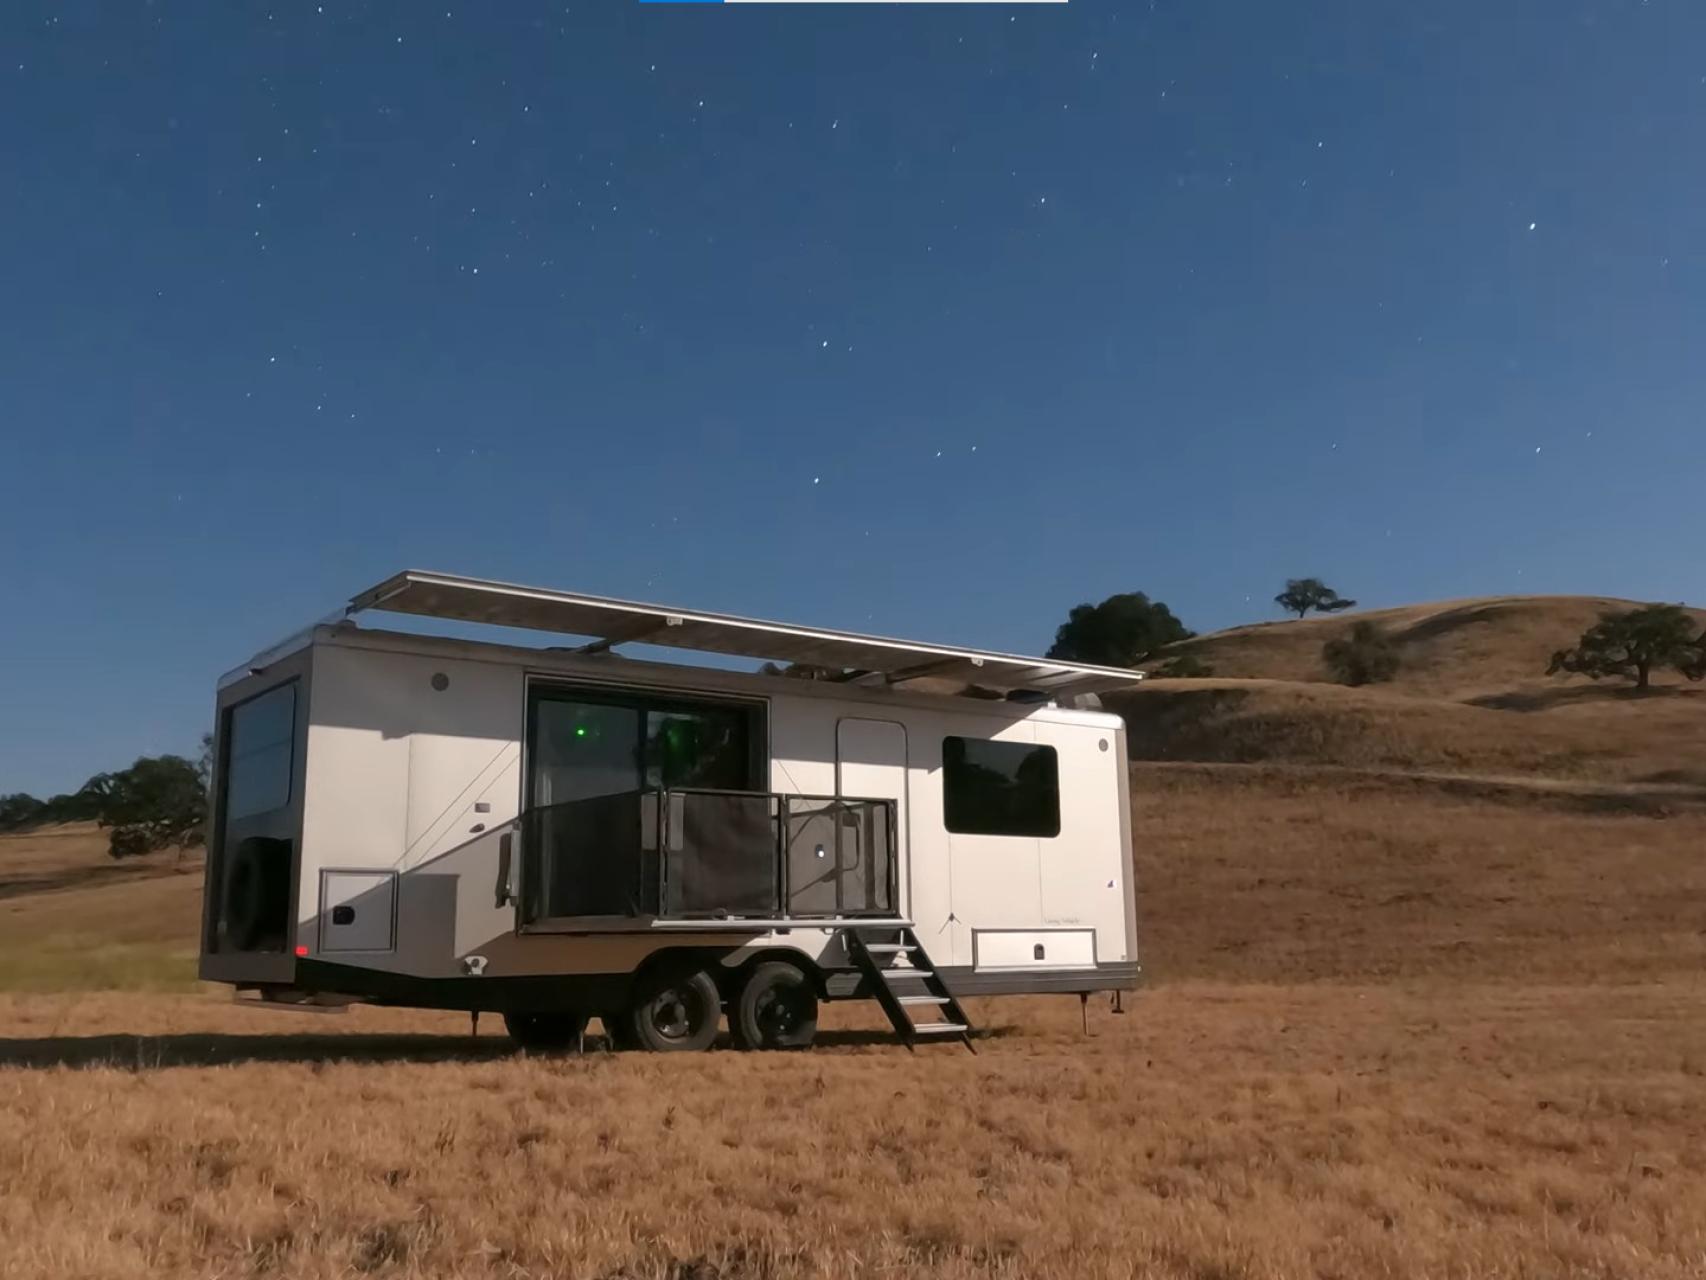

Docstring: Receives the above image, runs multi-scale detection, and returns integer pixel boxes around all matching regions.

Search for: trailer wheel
[625,967,720,1053]
[503,1011,588,1053]
[731,962,818,1050]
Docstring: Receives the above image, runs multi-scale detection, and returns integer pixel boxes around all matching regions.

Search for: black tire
[223,837,292,952]
[731,962,818,1051]
[504,1010,588,1053]
[223,843,266,950]
[624,967,721,1053]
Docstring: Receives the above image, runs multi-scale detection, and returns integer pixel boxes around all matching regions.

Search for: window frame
[940,735,1062,839]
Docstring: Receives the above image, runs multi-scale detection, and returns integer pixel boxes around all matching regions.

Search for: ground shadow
[0,859,201,902]
[1467,685,1698,712]
[0,1032,519,1070]
[0,1024,1015,1070]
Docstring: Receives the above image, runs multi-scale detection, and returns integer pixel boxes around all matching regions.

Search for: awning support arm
[573,614,684,655]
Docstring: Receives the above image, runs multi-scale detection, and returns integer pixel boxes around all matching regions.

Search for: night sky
[2,1,1702,795]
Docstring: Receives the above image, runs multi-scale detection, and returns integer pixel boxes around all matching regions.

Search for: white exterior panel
[274,626,1134,990]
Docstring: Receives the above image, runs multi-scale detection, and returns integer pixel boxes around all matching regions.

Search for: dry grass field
[1,595,1703,1278]
[0,823,203,992]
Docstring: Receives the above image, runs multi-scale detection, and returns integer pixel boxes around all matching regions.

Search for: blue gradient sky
[2,1,1702,795]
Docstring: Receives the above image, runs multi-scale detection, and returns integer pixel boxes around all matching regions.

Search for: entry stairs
[840,925,976,1054]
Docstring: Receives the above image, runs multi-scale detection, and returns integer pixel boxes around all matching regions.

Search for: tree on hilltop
[97,754,208,859]
[1276,578,1357,619]
[1047,593,1192,668]
[1547,604,1706,691]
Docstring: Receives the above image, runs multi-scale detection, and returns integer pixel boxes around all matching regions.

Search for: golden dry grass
[1116,679,1706,788]
[3,767,1705,1278]
[3,594,1705,1277]
[0,977,1702,1280]
[1153,595,1706,700]
[1131,764,1706,985]
[0,824,202,991]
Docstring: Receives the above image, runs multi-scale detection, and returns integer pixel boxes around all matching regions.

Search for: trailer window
[644,706,750,791]
[941,737,1059,838]
[527,685,761,809]
[225,683,297,820]
[532,698,642,806]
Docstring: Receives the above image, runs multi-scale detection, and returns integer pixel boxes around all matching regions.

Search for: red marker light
[294,945,309,957]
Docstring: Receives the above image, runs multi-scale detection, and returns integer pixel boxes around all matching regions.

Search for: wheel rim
[753,986,801,1041]
[649,987,703,1042]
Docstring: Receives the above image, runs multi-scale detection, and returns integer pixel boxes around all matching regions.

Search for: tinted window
[528,687,758,809]
[532,698,642,806]
[942,736,1059,837]
[644,706,750,791]
[226,683,296,820]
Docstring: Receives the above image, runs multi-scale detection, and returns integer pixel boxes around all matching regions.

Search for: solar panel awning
[346,570,1144,697]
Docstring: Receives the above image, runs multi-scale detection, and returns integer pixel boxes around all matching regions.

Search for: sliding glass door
[520,683,765,923]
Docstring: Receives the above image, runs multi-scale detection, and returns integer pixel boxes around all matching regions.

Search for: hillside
[1117,595,1706,789]
[1146,594,1706,699]
[0,825,202,990]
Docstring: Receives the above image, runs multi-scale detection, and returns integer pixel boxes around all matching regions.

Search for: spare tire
[223,837,290,951]
[223,839,269,950]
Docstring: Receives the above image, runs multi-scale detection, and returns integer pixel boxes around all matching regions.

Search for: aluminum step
[838,924,975,1054]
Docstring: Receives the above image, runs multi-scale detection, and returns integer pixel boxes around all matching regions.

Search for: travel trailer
[200,571,1142,1052]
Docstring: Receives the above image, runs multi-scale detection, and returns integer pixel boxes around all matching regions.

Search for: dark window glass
[531,699,642,806]
[528,688,758,808]
[942,736,1060,838]
[644,707,749,791]
[226,683,296,820]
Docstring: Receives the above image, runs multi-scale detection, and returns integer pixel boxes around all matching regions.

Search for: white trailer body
[200,572,1140,1048]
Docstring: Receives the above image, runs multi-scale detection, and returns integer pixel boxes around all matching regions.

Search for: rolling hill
[1117,595,1706,789]
[1147,595,1706,698]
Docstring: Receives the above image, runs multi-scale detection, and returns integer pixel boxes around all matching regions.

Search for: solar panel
[346,570,1143,697]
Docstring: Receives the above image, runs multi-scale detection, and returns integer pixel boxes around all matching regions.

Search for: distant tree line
[0,735,211,860]
[1051,576,1383,685]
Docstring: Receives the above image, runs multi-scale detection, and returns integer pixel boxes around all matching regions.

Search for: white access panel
[973,928,1096,971]
[319,871,397,952]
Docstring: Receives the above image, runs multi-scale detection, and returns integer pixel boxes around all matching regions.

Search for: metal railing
[516,787,896,927]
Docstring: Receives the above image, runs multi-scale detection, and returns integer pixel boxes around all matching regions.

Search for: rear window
[942,736,1060,838]
[226,683,297,820]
